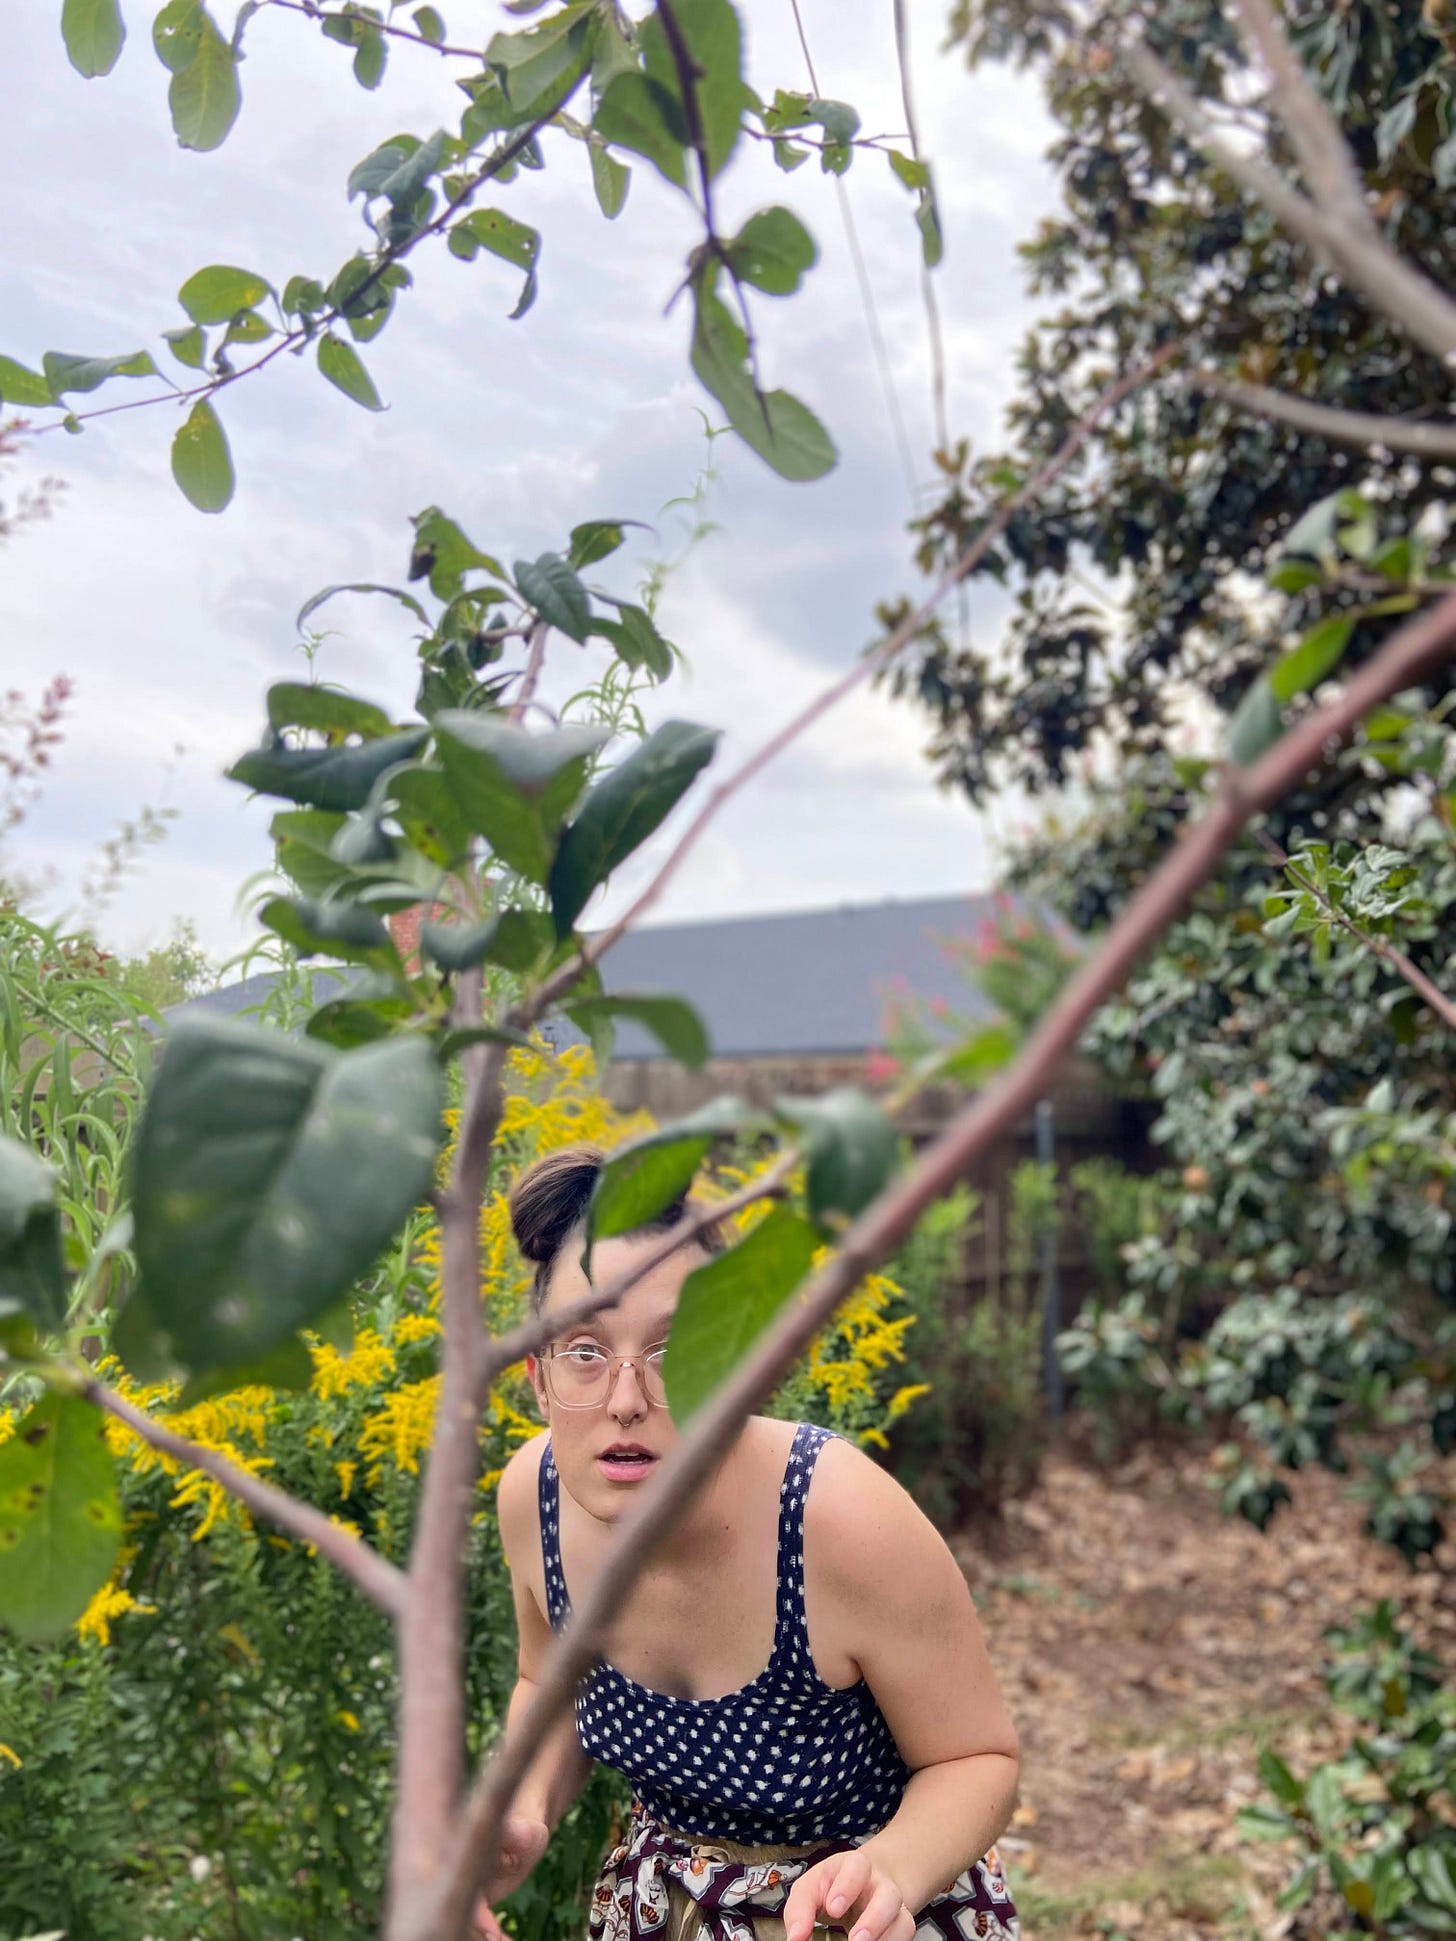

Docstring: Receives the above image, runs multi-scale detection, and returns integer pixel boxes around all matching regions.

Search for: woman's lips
[596,1448,658,1482]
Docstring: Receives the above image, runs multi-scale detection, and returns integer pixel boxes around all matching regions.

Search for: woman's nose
[606,1359,649,1420]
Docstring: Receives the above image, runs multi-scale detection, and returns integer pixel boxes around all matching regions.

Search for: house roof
[166,893,1074,1061]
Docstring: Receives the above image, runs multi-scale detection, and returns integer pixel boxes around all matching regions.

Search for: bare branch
[1123,31,1456,367]
[87,1380,408,1620]
[1187,371,1456,458]
[1252,828,1456,1032]
[432,585,1456,1941]
[263,0,484,60]
[1226,0,1370,224]
[508,621,551,727]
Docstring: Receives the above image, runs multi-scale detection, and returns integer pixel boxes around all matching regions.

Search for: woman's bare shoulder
[496,1428,550,1563]
[807,1431,959,1600]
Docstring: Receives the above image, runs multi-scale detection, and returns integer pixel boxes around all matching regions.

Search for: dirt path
[953,1437,1456,1939]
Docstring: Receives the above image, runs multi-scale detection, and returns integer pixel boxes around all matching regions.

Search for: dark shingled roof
[166,894,1075,1060]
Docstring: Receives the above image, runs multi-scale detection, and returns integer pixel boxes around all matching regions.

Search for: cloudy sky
[0,1,1060,971]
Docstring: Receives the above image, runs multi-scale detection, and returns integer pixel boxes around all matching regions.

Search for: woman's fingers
[472,1896,508,1941]
[823,1848,872,1920]
[846,1877,906,1941]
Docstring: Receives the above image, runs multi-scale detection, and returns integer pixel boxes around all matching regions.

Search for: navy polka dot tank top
[539,1420,911,1845]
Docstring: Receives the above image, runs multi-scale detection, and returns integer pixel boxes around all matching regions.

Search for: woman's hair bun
[508,1142,604,1265]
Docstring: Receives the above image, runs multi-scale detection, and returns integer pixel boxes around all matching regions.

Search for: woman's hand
[782,1848,914,1941]
[470,1815,551,1941]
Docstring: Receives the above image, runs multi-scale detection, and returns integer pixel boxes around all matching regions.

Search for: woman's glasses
[542,1344,669,1409]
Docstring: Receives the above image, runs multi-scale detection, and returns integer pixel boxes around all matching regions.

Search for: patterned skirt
[586,1803,1020,1941]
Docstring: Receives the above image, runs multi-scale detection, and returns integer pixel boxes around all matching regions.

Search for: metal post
[1035,1098,1064,1421]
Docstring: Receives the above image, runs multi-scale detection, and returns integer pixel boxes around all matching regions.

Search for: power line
[787,0,922,506]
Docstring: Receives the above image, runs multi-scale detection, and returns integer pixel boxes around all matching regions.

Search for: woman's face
[527,1230,702,1524]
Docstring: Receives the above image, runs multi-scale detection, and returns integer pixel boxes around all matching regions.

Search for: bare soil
[952,1435,1456,1940]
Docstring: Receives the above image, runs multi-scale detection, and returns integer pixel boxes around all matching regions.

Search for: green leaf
[0,1392,122,1644]
[485,6,595,118]
[1228,676,1282,767]
[296,580,429,632]
[42,349,158,397]
[725,206,817,295]
[409,505,506,600]
[170,399,234,513]
[589,1098,751,1243]
[166,4,241,151]
[414,6,446,43]
[594,72,688,188]
[436,1023,535,1058]
[62,0,126,77]
[318,332,385,411]
[1256,1746,1304,1808]
[514,552,590,641]
[383,762,474,868]
[916,183,943,268]
[808,97,859,143]
[162,324,206,369]
[132,1020,444,1369]
[354,29,387,88]
[689,282,836,482]
[420,908,554,973]
[591,604,674,680]
[887,148,928,191]
[1282,490,1345,561]
[1267,557,1323,595]
[664,1206,819,1423]
[589,139,630,217]
[434,713,607,882]
[266,683,394,740]
[0,357,53,407]
[258,895,398,966]
[177,264,270,324]
[776,1087,898,1226]
[153,0,203,72]
[566,994,710,1068]
[228,727,429,811]
[447,209,541,318]
[305,974,416,1050]
[568,518,642,569]
[175,1334,314,1407]
[281,275,328,317]
[1269,614,1356,703]
[549,720,718,935]
[0,1138,67,1334]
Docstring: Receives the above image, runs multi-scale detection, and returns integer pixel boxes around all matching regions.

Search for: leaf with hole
[664,1207,819,1423]
[166,4,241,150]
[776,1087,898,1227]
[177,264,271,324]
[0,1391,122,1644]
[132,1020,444,1369]
[725,207,817,295]
[434,714,606,882]
[229,727,429,811]
[550,720,718,935]
[409,506,505,600]
[0,1138,67,1334]
[171,400,234,514]
[62,0,126,77]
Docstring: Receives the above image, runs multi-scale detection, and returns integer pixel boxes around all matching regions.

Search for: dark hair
[508,1142,725,1313]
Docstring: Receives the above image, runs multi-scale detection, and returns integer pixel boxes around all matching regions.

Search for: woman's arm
[784,1442,1021,1941]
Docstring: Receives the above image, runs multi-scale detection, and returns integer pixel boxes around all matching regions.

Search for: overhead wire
[786,0,922,508]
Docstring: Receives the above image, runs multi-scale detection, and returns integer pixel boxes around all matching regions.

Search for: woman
[477,1144,1021,1941]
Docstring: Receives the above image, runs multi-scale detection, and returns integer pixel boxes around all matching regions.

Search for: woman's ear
[526,1353,549,1421]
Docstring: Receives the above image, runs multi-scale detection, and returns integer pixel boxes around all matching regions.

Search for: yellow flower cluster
[76,1580,154,1648]
[310,1327,396,1400]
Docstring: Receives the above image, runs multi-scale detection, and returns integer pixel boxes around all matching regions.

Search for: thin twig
[1188,372,1456,457]
[509,621,551,726]
[264,0,484,60]
[1123,30,1456,368]
[434,589,1456,1938]
[88,1380,408,1619]
[892,0,949,457]
[1252,828,1456,1030]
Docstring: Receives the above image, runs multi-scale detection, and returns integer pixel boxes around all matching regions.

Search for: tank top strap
[538,1437,571,1628]
[769,1420,834,1679]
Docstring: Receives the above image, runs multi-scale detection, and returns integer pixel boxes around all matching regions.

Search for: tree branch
[432,584,1456,1941]
[87,1380,408,1620]
[1123,28,1456,367]
[1252,828,1456,1032]
[1187,371,1456,458]
[1226,0,1371,225]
